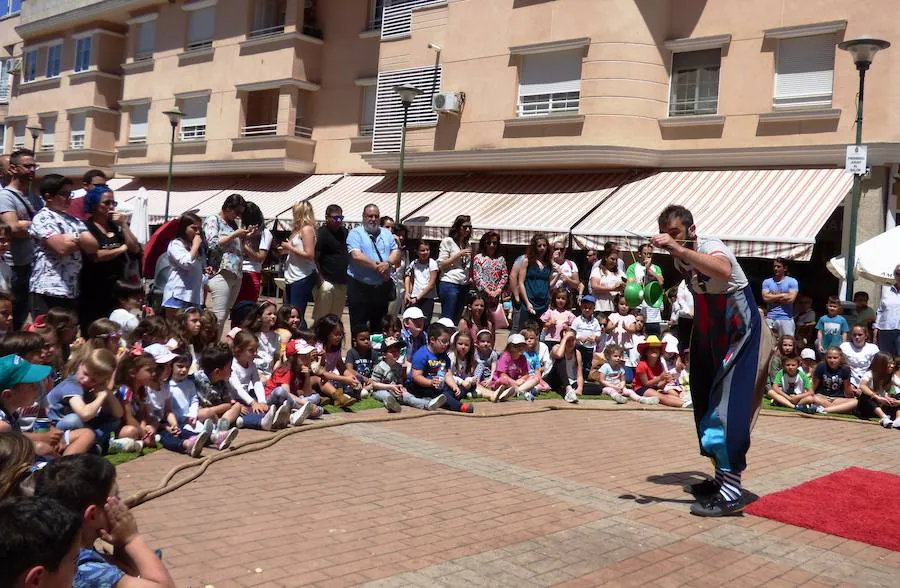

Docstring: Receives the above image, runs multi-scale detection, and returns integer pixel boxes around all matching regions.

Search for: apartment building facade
[6,0,899,294]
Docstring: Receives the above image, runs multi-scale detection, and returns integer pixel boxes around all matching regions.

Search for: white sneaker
[290,401,315,426]
[681,398,693,408]
[893,418,900,429]
[564,387,578,404]
[259,406,276,430]
[272,403,291,430]
[609,392,628,404]
[639,396,660,405]
[360,389,371,399]
[496,387,514,403]
[524,391,535,402]
[109,438,136,453]
[427,395,446,410]
[202,419,215,434]
[880,415,893,428]
[188,431,210,457]
[383,394,402,413]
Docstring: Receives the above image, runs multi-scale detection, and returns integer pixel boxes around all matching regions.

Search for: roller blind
[774,34,835,107]
[518,49,583,97]
[135,21,156,58]
[129,104,149,140]
[187,6,215,47]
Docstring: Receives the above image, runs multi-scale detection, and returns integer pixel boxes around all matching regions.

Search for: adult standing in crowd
[627,243,664,336]
[438,215,473,322]
[551,241,580,301]
[762,258,798,337]
[346,203,399,333]
[518,233,553,325]
[590,249,625,318]
[28,174,99,314]
[78,184,140,332]
[236,202,272,304]
[281,202,317,328]
[472,231,508,324]
[163,212,205,318]
[313,204,349,323]
[0,149,42,328]
[387,221,409,316]
[604,241,626,273]
[508,252,527,333]
[204,194,253,336]
[874,263,900,355]
[581,248,598,293]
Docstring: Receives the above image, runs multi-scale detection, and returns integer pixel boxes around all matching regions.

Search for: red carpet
[745,467,900,552]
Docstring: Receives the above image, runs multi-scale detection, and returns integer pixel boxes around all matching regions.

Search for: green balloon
[624,282,644,308]
[644,281,663,307]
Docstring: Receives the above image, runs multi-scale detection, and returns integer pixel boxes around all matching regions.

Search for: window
[0,124,5,153]
[69,115,85,150]
[0,0,23,18]
[23,49,37,82]
[242,89,279,136]
[40,117,56,151]
[75,37,92,73]
[367,0,385,30]
[187,6,216,51]
[12,121,24,149]
[134,20,156,60]
[0,59,12,102]
[774,34,835,109]
[129,104,149,144]
[359,85,376,136]
[250,0,286,38]
[516,49,582,118]
[669,49,720,116]
[180,96,208,140]
[372,64,441,153]
[46,44,62,78]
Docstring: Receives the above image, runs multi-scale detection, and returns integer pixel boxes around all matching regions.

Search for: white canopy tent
[827,226,900,284]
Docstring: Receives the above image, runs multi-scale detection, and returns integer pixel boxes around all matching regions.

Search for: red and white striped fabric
[571,168,853,260]
[191,174,343,227]
[405,173,631,246]
[303,174,463,227]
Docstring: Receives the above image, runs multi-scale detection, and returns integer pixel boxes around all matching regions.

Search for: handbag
[369,233,396,301]
[489,300,509,329]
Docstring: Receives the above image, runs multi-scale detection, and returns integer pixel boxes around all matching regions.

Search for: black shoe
[689,493,745,517]
[682,478,720,497]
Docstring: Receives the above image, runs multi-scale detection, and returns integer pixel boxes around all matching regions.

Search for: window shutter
[362,85,376,126]
[381,0,447,39]
[774,35,835,107]
[70,115,85,133]
[130,104,149,140]
[135,21,156,58]
[518,49,583,97]
[672,48,720,71]
[371,64,441,153]
[13,121,24,147]
[41,118,56,149]
[0,60,11,102]
[188,6,215,47]
[181,96,207,127]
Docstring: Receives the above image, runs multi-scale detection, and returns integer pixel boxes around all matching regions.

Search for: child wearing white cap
[490,333,540,402]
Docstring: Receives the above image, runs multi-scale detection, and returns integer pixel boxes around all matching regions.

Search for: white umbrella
[117,188,150,245]
[827,226,900,285]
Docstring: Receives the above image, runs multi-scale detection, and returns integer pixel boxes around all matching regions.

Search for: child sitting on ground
[35,454,176,588]
[856,353,900,428]
[766,353,813,409]
[448,331,477,398]
[167,351,239,453]
[767,335,796,388]
[48,349,128,454]
[473,329,499,389]
[800,348,818,379]
[597,344,658,405]
[229,331,291,431]
[370,313,402,363]
[406,323,473,413]
[345,326,376,397]
[113,351,160,450]
[547,329,605,403]
[313,314,358,407]
[633,336,683,407]
[108,280,144,341]
[522,322,552,392]
[797,346,857,415]
[371,337,445,412]
[400,307,428,365]
[571,295,602,375]
[249,301,280,384]
[194,344,251,430]
[65,319,122,377]
[264,339,326,425]
[491,333,540,402]
[624,314,645,386]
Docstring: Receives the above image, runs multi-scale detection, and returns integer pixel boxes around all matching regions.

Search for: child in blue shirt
[816,296,849,354]
[406,323,473,413]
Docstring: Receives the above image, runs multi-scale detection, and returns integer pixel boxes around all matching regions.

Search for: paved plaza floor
[117,402,900,587]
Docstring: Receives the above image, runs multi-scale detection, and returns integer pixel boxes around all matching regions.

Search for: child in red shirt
[633,336,682,407]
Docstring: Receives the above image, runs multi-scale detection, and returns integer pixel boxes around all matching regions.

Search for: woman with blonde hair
[280,201,318,328]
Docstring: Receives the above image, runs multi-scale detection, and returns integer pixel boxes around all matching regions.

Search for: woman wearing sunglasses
[78,183,140,333]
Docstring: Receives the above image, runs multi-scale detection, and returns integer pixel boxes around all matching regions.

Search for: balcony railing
[180,125,206,141]
[294,124,312,139]
[241,123,278,137]
[13,140,24,149]
[40,143,54,152]
[70,135,85,150]
[186,39,213,52]
[248,24,285,39]
[516,92,580,118]
[128,136,147,145]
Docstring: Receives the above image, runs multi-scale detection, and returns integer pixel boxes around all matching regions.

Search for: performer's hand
[650,233,681,254]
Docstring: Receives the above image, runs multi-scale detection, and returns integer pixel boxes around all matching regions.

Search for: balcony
[248,24,285,40]
[241,123,277,137]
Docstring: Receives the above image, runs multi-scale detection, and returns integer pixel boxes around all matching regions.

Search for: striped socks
[715,468,742,501]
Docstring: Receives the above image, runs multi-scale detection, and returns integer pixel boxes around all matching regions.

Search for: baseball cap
[0,355,52,390]
[381,336,406,352]
[507,333,526,346]
[402,307,425,321]
[286,339,315,356]
[436,317,456,329]
[581,295,597,305]
[145,343,177,364]
[800,348,817,360]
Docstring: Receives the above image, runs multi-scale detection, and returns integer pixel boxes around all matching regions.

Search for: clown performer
[651,204,772,517]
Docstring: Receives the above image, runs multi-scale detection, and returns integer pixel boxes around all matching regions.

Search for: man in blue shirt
[762,258,799,337]
[347,204,400,333]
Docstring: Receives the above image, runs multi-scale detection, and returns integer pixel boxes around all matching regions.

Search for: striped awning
[404,173,632,246]
[570,168,853,260]
[298,174,462,227]
[192,174,344,227]
[115,177,240,224]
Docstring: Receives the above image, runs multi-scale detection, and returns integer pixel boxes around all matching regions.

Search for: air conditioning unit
[432,91,465,115]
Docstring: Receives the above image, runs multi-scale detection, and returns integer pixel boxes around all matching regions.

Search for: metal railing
[180,125,206,141]
[516,92,580,118]
[248,24,285,39]
[241,123,278,137]
[69,135,85,150]
[294,124,313,139]
[186,39,213,52]
[127,136,147,145]
[40,143,54,152]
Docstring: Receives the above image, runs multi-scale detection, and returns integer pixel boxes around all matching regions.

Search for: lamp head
[839,36,890,70]
[393,84,423,105]
[26,125,43,139]
[163,107,185,126]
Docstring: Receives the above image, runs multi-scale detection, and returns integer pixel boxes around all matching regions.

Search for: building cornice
[66,106,118,117]
[17,0,161,39]
[360,143,900,172]
[174,89,211,100]
[73,28,125,40]
[113,157,316,176]
[763,20,847,40]
[664,34,731,53]
[509,37,591,56]
[235,78,321,93]
[354,77,377,87]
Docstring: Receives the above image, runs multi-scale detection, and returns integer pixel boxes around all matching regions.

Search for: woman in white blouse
[437,215,473,322]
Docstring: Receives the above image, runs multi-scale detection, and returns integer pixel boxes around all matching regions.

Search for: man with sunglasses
[313,204,349,322]
[0,149,44,328]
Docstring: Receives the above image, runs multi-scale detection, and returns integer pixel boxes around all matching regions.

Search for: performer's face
[659,216,696,247]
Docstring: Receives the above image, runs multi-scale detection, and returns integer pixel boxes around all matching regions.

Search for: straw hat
[636,335,664,355]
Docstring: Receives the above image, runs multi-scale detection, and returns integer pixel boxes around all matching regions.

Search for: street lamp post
[838,36,890,301]
[393,84,424,223]
[162,107,184,223]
